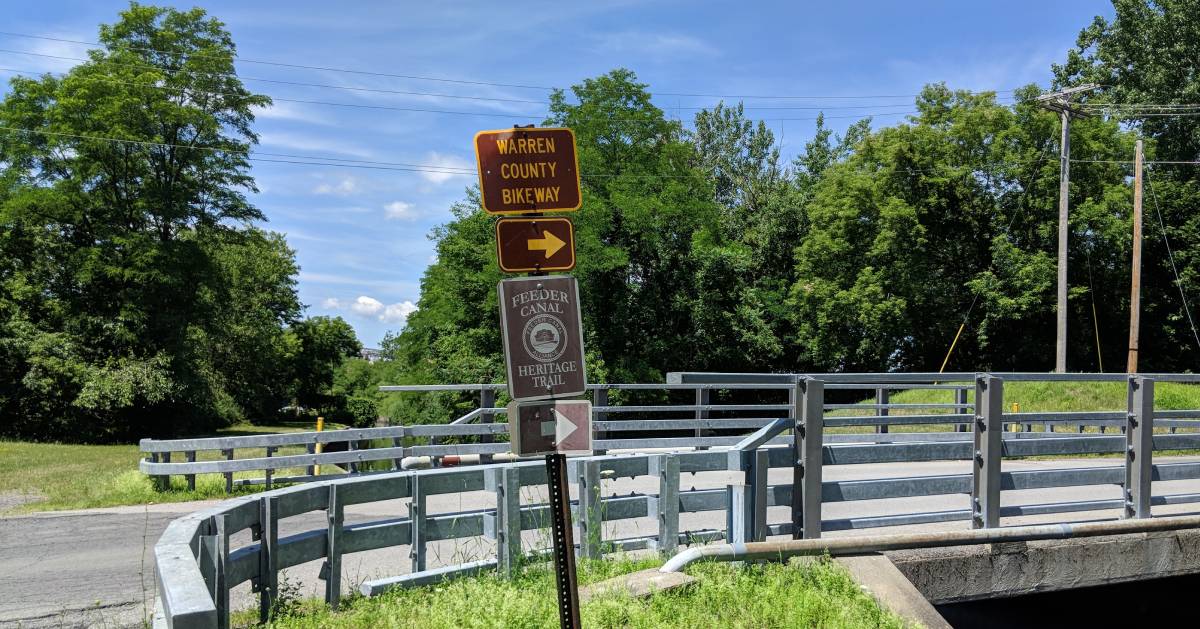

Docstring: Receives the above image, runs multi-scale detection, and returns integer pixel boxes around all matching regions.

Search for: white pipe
[400,453,519,470]
[660,514,1200,573]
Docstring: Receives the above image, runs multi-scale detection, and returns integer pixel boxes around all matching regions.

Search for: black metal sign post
[545,452,581,629]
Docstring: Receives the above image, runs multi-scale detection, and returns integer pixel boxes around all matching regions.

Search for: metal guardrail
[153,372,1200,628]
[139,381,975,491]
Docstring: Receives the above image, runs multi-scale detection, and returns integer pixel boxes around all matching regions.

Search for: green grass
[0,421,347,513]
[245,556,909,629]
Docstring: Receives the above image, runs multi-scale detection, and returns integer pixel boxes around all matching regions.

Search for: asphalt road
[4,456,1200,628]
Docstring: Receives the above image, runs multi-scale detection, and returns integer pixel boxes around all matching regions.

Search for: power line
[1144,167,1200,354]
[0,52,553,105]
[0,61,953,112]
[1071,158,1200,165]
[0,125,475,175]
[0,124,709,179]
[0,123,1076,184]
[0,31,558,91]
[0,30,1021,102]
[0,60,930,125]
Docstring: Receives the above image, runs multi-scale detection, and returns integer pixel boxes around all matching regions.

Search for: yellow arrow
[528,230,566,258]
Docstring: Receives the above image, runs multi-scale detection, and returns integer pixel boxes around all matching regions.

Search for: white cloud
[420,152,474,185]
[593,31,719,59]
[349,295,384,317]
[24,34,92,72]
[324,295,418,325]
[251,102,329,125]
[259,131,374,158]
[381,301,418,324]
[313,177,360,196]
[384,200,419,220]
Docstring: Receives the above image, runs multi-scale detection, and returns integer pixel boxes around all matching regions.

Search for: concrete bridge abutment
[886,528,1200,605]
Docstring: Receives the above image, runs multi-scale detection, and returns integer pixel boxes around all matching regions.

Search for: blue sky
[1,1,1114,346]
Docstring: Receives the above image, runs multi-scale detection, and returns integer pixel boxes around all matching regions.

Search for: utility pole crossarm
[1036,83,1101,115]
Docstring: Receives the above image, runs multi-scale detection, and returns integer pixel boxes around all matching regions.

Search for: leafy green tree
[547,69,719,381]
[792,85,1135,371]
[0,3,300,440]
[288,316,361,411]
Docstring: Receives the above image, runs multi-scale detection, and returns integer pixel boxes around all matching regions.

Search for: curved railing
[152,372,1200,628]
[139,381,971,491]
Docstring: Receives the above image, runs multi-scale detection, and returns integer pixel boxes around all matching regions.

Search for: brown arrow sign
[507,399,592,457]
[495,217,576,273]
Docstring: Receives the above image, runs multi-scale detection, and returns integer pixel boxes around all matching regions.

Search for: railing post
[391,436,403,471]
[185,450,196,491]
[409,476,426,572]
[651,454,679,554]
[264,446,275,490]
[257,495,279,622]
[480,387,496,455]
[198,515,230,629]
[347,441,358,475]
[223,449,234,493]
[593,388,609,456]
[214,514,229,629]
[727,479,751,543]
[695,387,710,450]
[306,443,316,477]
[159,451,172,490]
[955,386,969,432]
[792,377,823,539]
[972,374,1002,529]
[726,450,753,544]
[149,452,165,491]
[751,448,768,541]
[493,466,522,575]
[577,460,603,559]
[1125,376,1154,519]
[324,483,343,608]
[876,387,889,434]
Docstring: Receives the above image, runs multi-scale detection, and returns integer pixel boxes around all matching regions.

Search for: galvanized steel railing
[153,372,1200,628]
[139,381,971,491]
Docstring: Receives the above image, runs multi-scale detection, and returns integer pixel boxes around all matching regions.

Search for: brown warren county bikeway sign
[474,127,582,215]
[498,275,586,401]
[507,399,592,457]
[495,216,576,273]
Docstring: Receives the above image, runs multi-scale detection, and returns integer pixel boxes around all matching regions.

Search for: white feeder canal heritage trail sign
[498,275,587,402]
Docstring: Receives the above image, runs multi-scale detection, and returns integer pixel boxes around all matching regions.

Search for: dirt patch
[0,490,47,513]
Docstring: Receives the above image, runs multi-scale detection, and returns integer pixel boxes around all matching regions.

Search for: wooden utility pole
[1037,84,1099,372]
[1128,139,1144,373]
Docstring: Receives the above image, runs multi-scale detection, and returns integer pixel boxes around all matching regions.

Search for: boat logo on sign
[524,315,567,362]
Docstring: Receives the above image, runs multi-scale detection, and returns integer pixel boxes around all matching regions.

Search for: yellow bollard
[1010,403,1021,432]
[315,416,324,475]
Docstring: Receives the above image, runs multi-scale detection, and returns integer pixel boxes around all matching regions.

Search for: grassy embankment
[0,421,347,513]
[241,556,907,629]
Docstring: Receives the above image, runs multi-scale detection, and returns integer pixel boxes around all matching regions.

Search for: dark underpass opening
[936,572,1200,628]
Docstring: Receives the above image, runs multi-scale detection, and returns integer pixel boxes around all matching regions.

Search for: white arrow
[554,408,576,443]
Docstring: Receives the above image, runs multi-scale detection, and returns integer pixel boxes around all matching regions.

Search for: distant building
[360,347,384,363]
